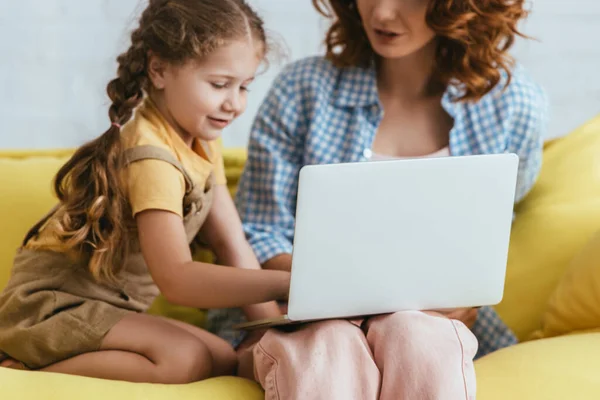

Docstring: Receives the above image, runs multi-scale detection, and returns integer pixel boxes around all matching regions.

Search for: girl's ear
[147,52,168,90]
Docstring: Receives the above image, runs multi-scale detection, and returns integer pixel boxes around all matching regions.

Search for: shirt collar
[333,60,465,117]
[334,63,380,108]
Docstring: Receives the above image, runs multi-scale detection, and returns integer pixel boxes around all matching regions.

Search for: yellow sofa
[1,114,600,399]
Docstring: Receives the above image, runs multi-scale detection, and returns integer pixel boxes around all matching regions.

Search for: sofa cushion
[531,230,600,339]
[0,150,71,289]
[475,331,600,399]
[495,114,600,340]
[1,369,263,400]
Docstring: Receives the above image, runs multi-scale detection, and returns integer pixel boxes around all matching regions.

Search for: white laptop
[234,153,519,330]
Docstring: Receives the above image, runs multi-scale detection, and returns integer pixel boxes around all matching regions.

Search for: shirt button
[363,148,373,159]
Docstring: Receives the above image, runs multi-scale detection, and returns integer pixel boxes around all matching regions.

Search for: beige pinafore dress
[0,145,214,369]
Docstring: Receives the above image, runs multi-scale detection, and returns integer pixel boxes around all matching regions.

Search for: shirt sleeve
[126,158,186,218]
[504,78,549,203]
[234,68,304,264]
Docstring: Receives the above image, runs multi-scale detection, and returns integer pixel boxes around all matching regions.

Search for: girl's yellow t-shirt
[122,98,226,218]
[25,98,226,250]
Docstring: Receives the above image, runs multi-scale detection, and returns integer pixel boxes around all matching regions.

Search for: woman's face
[356,0,436,59]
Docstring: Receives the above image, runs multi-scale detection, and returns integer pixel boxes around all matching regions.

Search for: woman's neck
[376,38,442,102]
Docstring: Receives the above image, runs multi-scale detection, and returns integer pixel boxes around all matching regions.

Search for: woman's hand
[435,308,478,329]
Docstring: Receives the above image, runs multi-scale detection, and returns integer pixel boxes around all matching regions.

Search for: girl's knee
[213,343,237,377]
[157,338,214,384]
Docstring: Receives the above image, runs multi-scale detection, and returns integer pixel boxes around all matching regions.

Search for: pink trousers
[240,311,478,400]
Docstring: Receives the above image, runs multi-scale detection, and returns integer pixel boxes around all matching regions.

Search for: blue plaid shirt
[229,56,547,358]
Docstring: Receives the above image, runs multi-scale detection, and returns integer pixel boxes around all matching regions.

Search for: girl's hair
[51,0,267,283]
[313,0,529,102]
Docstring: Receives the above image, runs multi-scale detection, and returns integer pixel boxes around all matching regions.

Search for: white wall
[0,0,598,149]
[512,0,600,141]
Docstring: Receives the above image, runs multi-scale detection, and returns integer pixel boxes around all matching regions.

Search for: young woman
[212,0,547,398]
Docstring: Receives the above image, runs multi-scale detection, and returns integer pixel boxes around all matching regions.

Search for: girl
[214,0,547,398]
[0,0,288,384]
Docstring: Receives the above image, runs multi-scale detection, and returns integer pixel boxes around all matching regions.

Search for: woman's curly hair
[313,0,529,102]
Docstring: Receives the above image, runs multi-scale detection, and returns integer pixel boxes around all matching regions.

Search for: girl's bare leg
[29,313,235,384]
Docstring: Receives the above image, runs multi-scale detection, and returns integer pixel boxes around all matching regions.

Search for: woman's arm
[505,76,549,203]
[197,185,283,321]
[136,207,290,309]
[234,66,305,267]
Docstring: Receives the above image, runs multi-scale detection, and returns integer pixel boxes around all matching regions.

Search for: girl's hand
[198,184,290,314]
[273,272,291,301]
[137,204,291,309]
[278,302,288,315]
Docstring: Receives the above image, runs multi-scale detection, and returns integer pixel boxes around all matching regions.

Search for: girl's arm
[197,184,284,321]
[136,203,290,310]
[263,253,293,272]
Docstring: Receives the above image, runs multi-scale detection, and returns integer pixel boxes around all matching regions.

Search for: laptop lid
[287,154,518,322]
